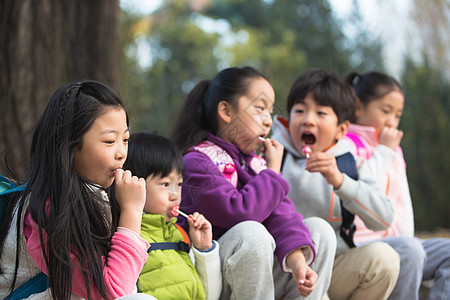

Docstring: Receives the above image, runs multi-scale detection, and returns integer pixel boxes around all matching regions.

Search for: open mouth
[301,133,316,145]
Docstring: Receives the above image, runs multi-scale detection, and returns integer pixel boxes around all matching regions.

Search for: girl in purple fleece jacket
[171,66,336,300]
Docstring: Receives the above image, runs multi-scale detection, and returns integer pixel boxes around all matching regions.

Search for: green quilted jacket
[138,214,206,300]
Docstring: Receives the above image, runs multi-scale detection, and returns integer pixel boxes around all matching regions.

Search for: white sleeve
[363,145,397,185]
[336,157,395,231]
[192,241,222,300]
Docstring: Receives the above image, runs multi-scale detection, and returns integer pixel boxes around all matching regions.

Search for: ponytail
[171,66,267,154]
[345,71,360,87]
[171,80,211,154]
[345,71,402,106]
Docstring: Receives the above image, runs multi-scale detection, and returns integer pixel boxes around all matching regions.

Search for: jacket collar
[271,115,302,158]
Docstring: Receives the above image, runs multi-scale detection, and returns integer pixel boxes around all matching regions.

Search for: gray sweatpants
[379,236,450,300]
[218,217,336,300]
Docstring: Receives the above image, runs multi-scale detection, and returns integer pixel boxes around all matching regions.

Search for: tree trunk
[0,0,119,178]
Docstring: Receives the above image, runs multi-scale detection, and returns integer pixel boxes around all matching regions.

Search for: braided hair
[1,81,126,299]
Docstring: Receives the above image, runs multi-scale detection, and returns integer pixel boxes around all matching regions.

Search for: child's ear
[336,120,349,140]
[217,101,233,124]
[354,98,363,120]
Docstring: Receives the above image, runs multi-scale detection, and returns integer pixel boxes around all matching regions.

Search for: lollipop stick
[176,209,189,218]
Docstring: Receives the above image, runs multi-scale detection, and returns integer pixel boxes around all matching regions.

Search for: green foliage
[120,1,222,136]
[206,0,384,74]
[401,55,450,230]
[120,0,385,135]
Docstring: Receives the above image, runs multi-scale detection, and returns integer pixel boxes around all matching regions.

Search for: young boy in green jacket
[123,132,221,300]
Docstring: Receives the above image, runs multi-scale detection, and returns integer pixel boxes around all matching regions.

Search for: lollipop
[302,146,312,158]
[170,205,179,217]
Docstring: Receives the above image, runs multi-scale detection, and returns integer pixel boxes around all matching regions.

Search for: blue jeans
[421,237,450,300]
[372,236,450,300]
[383,236,426,300]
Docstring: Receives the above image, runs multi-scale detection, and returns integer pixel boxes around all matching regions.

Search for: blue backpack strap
[1,176,26,226]
[336,152,358,181]
[0,175,26,195]
[335,152,358,248]
[147,224,191,253]
[147,241,190,253]
[1,176,48,299]
[280,148,288,171]
[6,272,50,300]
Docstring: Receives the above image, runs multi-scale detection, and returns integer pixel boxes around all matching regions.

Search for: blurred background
[0,0,448,233]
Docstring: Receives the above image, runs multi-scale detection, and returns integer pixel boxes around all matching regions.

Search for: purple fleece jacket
[178,133,316,266]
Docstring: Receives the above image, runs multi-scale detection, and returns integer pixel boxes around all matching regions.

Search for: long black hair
[345,71,402,122]
[0,80,126,299]
[123,132,184,180]
[170,66,267,153]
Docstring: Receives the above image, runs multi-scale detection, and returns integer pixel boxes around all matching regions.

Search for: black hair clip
[352,74,360,86]
[74,82,83,96]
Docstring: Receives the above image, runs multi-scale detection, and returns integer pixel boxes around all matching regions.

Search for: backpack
[334,152,358,248]
[191,141,267,187]
[345,132,371,160]
[0,175,49,299]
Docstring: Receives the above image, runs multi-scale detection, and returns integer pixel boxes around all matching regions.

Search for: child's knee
[364,241,401,276]
[219,221,275,272]
[304,217,337,251]
[221,221,275,254]
[394,236,426,265]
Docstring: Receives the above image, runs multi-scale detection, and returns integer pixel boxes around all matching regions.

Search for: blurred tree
[120,0,385,134]
[0,0,120,178]
[401,55,450,230]
[410,0,450,79]
[206,0,384,71]
[196,0,384,114]
[121,0,222,135]
[396,0,450,230]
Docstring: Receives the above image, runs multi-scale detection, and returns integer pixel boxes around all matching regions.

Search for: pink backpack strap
[191,141,238,187]
[345,132,371,160]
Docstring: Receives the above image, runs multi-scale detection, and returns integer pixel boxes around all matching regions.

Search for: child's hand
[305,152,344,189]
[114,169,146,211]
[187,212,213,251]
[260,138,284,173]
[114,169,146,233]
[286,249,318,297]
[379,127,403,151]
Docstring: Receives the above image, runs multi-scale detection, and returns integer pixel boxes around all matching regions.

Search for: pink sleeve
[25,212,148,299]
